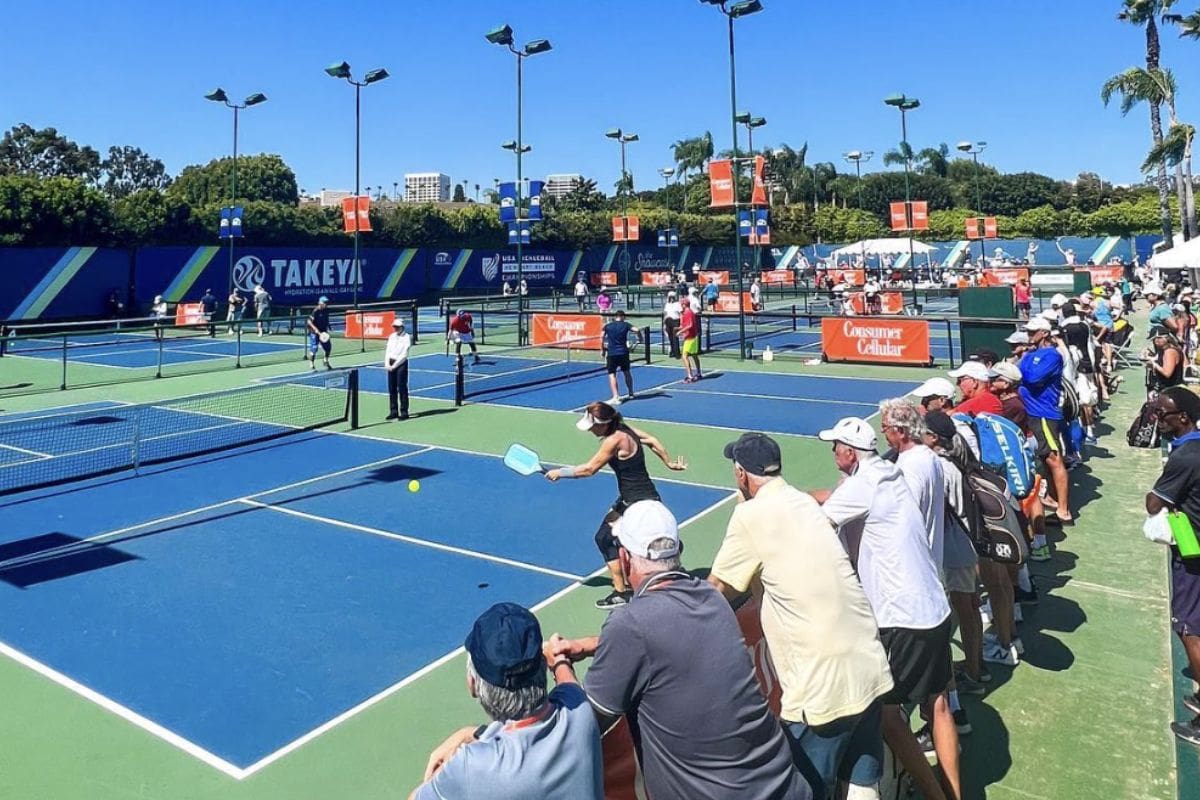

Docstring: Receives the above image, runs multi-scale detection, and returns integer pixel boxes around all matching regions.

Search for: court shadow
[412,408,457,419]
[0,382,34,391]
[959,700,1013,799]
[0,532,139,588]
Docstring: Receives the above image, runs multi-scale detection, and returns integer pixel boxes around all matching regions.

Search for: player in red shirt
[448,310,481,365]
[947,361,1003,416]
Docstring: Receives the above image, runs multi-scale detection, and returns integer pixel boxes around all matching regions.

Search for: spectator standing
[409,603,603,800]
[750,276,764,311]
[1019,317,1072,525]
[709,433,893,800]
[680,297,702,383]
[150,295,169,341]
[199,288,219,337]
[106,289,124,320]
[519,278,528,297]
[662,290,683,359]
[703,277,720,311]
[812,418,959,800]
[550,500,812,800]
[384,317,411,421]
[879,400,946,574]
[595,288,613,316]
[574,275,589,311]
[948,361,1003,417]
[1146,283,1174,332]
[226,289,246,334]
[1145,386,1200,747]
[1014,278,1032,320]
[253,284,272,336]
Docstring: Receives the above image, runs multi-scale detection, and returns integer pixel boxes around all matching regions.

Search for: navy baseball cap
[464,603,544,690]
[723,432,782,476]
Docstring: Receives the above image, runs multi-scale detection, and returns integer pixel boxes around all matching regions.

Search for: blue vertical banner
[219,206,244,239]
[507,222,531,245]
[656,228,679,247]
[657,230,667,247]
[755,209,769,236]
[738,210,752,238]
[527,180,545,221]
[498,182,517,223]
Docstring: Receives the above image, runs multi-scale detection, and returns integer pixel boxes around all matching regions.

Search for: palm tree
[1117,0,1178,243]
[671,132,714,178]
[1102,65,1197,238]
[1176,10,1200,37]
[882,142,914,168]
[763,142,808,205]
[916,143,951,178]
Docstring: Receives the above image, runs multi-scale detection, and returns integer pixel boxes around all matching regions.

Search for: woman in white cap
[546,401,686,609]
[151,294,169,341]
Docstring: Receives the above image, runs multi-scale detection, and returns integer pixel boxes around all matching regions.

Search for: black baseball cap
[723,432,782,476]
[464,603,544,690]
[924,410,957,442]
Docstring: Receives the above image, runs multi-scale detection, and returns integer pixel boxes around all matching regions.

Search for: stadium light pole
[325,61,390,308]
[702,0,763,361]
[884,93,920,303]
[843,150,874,276]
[205,88,267,295]
[606,128,639,287]
[736,112,766,271]
[487,25,552,346]
[957,140,988,268]
[659,166,676,273]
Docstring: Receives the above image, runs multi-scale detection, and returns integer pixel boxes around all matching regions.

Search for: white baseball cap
[909,377,956,399]
[1005,330,1030,345]
[613,500,680,559]
[392,317,405,327]
[1024,317,1053,332]
[1050,293,1067,307]
[989,362,1022,383]
[948,361,991,382]
[818,417,877,451]
[1039,308,1059,321]
[1144,282,1164,296]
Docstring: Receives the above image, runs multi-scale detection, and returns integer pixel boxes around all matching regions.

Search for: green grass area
[0,315,1181,799]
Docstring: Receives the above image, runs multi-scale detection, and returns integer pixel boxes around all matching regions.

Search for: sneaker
[955,660,993,683]
[310,361,316,371]
[1084,435,1099,446]
[608,396,622,406]
[953,708,972,736]
[915,724,935,757]
[1029,544,1052,562]
[625,392,636,400]
[954,670,988,696]
[985,632,1025,656]
[982,640,1020,666]
[324,361,332,371]
[385,413,399,421]
[1015,583,1040,605]
[1171,718,1200,747]
[595,590,632,610]
[1184,693,1200,716]
[979,599,992,627]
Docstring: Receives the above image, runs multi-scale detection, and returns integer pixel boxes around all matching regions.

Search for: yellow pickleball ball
[408,480,420,493]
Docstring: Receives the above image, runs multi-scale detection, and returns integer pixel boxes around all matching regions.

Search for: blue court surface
[355,353,922,437]
[706,321,959,362]
[0,413,731,772]
[5,330,305,370]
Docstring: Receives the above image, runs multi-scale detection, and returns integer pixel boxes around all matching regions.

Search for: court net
[0,369,358,496]
[454,328,651,405]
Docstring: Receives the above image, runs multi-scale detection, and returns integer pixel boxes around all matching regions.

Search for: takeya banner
[715,291,756,313]
[341,196,372,233]
[821,317,932,365]
[982,267,1030,286]
[530,313,605,350]
[759,269,795,286]
[965,216,999,240]
[1078,266,1124,285]
[708,159,735,207]
[344,310,396,339]
[751,156,768,206]
[641,271,675,286]
[846,292,905,315]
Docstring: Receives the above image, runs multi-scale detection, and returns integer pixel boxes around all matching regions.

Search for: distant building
[405,173,451,203]
[545,173,583,201]
[318,189,352,208]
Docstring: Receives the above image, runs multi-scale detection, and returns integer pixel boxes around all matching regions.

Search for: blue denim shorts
[784,700,883,799]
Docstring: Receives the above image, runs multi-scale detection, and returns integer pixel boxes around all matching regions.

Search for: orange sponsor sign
[344,310,395,339]
[341,196,371,233]
[1079,266,1124,285]
[641,271,674,286]
[708,159,735,207]
[715,291,755,313]
[530,313,605,349]
[910,201,929,230]
[698,270,730,285]
[626,216,640,240]
[821,317,931,365]
[760,269,795,286]
[174,302,204,326]
[889,202,908,231]
[836,269,866,286]
[611,217,626,242]
[591,272,618,287]
[983,216,998,238]
[846,292,904,315]
[983,267,1029,286]
[751,155,768,206]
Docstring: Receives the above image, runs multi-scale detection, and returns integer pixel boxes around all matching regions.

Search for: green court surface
[0,318,1184,800]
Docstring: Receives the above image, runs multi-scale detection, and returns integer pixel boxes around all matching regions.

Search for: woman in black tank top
[545,401,687,609]
[1147,329,1184,394]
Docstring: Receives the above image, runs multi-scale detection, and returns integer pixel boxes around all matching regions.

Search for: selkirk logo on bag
[954,413,1036,498]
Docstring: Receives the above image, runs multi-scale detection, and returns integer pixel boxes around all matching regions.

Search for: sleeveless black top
[608,424,660,503]
[1150,346,1184,393]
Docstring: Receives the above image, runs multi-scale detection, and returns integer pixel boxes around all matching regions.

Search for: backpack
[1127,400,1160,449]
[956,467,1029,565]
[1059,375,1080,422]
[953,412,1036,499]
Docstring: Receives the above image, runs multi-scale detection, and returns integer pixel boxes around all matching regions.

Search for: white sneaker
[979,599,992,627]
[984,632,1025,656]
[608,396,622,406]
[982,640,1020,666]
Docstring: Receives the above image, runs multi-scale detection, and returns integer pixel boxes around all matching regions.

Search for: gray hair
[879,398,928,441]
[628,536,682,573]
[466,654,547,723]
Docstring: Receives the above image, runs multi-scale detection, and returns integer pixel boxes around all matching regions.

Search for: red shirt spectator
[948,361,1003,417]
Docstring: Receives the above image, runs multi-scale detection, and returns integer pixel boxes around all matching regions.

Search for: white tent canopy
[830,238,935,258]
[1149,235,1200,271]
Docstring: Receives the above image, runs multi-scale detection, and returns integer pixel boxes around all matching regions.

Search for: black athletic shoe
[400,413,409,421]
[1184,693,1200,716]
[954,708,972,736]
[1171,717,1200,747]
[1015,584,1040,605]
[385,413,398,420]
[595,590,632,610]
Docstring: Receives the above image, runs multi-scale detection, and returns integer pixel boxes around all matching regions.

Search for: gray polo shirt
[584,573,811,800]
[413,683,603,800]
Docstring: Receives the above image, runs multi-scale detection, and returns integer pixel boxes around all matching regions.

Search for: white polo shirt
[895,444,946,573]
[384,330,411,367]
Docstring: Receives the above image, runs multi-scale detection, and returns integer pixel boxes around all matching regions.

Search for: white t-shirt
[895,445,946,574]
[574,280,588,297]
[749,284,761,304]
[822,454,951,630]
[663,300,683,321]
[688,295,702,313]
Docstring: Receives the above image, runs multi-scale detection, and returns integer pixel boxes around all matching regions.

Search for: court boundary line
[0,442,53,460]
[235,489,738,779]
[669,386,885,408]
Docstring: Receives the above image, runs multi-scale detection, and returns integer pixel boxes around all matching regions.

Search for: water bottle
[763,345,774,363]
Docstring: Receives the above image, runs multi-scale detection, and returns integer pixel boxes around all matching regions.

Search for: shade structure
[830,238,935,258]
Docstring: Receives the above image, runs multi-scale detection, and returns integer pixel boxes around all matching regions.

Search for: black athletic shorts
[1027,415,1062,458]
[606,353,631,374]
[878,616,953,705]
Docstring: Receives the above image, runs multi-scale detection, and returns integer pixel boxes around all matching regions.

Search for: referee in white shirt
[384,317,412,420]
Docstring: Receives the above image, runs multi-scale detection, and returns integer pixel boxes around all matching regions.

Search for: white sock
[948,690,961,712]
[1018,565,1033,592]
[1086,425,1095,437]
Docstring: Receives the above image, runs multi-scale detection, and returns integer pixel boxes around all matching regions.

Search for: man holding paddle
[531,401,686,609]
[306,296,333,371]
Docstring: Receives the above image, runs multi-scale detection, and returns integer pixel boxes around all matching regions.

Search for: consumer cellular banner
[821,317,931,365]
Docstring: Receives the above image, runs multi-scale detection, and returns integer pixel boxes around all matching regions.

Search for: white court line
[236,489,738,778]
[0,442,53,459]
[671,386,882,407]
[241,498,585,581]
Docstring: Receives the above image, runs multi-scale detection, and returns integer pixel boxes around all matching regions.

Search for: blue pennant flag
[219,206,245,239]
[755,209,769,235]
[527,180,545,221]
[507,222,531,245]
[657,230,667,247]
[499,182,517,223]
[738,210,752,238]
[669,228,679,247]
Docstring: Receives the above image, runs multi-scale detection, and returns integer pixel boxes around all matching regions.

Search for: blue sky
[4,0,1200,196]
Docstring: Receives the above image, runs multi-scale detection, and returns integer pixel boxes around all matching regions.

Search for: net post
[156,334,163,379]
[454,355,465,407]
[60,335,68,390]
[348,368,360,428]
[359,310,366,354]
[791,304,797,331]
[444,312,451,356]
[410,304,419,344]
[480,310,486,346]
[703,316,711,354]
[641,326,651,364]
[235,324,242,368]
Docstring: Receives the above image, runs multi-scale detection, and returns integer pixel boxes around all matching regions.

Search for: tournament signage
[344,310,396,340]
[760,269,794,286]
[708,159,735,207]
[821,317,931,365]
[697,270,730,285]
[641,272,675,286]
[1078,266,1124,286]
[982,267,1029,286]
[715,291,755,313]
[530,313,604,349]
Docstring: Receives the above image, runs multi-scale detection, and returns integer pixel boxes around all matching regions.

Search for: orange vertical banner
[341,197,357,233]
[910,201,929,231]
[751,155,767,206]
[709,159,735,207]
[983,216,998,238]
[889,202,909,231]
[626,216,640,240]
[611,217,627,242]
[965,218,981,240]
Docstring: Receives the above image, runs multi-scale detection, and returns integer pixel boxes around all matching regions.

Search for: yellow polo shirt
[711,477,894,725]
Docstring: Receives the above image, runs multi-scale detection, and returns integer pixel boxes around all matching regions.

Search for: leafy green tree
[168,154,299,206]
[452,183,467,203]
[1011,205,1064,238]
[672,132,714,178]
[112,189,195,244]
[0,175,113,245]
[101,146,171,199]
[0,124,101,182]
